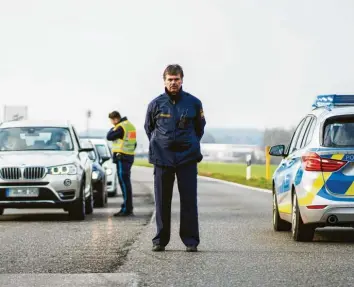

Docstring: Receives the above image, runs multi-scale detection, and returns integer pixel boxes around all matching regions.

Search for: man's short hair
[163,64,184,80]
[108,111,121,119]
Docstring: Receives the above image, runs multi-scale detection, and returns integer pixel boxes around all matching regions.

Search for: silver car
[87,138,118,197]
[270,95,354,241]
[0,120,94,220]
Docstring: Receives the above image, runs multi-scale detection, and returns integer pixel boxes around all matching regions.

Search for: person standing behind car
[106,111,137,217]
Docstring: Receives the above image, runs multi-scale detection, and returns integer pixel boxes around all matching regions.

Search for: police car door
[277,116,313,218]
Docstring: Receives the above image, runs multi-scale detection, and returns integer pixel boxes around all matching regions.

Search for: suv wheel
[68,183,86,220]
[273,193,291,231]
[85,186,94,214]
[95,182,107,208]
[291,193,315,242]
[0,208,4,215]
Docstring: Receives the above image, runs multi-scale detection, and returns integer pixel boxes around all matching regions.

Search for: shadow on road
[314,227,354,243]
[0,213,92,222]
[0,211,151,222]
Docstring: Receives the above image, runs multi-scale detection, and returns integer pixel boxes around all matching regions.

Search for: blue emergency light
[312,94,354,110]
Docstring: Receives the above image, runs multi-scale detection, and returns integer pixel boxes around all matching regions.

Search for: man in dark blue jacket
[144,64,206,252]
[106,111,137,217]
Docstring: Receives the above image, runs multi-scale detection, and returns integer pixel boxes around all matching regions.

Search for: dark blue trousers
[116,159,133,213]
[152,161,199,247]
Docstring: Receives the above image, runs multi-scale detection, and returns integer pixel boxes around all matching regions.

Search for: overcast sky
[1,0,354,132]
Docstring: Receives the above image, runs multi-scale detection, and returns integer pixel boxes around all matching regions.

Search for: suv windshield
[323,116,354,147]
[0,127,74,151]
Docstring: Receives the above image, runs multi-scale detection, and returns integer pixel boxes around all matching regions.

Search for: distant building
[201,143,265,163]
[78,129,266,163]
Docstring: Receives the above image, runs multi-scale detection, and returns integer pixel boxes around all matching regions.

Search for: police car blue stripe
[294,168,303,186]
[317,186,354,202]
[325,172,354,195]
[283,174,291,192]
[342,154,354,162]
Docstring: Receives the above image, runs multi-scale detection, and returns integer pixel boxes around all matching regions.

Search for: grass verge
[133,159,277,190]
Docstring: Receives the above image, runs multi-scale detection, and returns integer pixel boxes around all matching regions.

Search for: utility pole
[86,110,92,137]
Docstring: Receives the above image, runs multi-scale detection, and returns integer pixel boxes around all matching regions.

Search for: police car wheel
[291,193,315,242]
[0,208,4,215]
[273,193,291,231]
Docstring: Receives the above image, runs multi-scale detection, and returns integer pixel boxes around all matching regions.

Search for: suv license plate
[6,188,39,197]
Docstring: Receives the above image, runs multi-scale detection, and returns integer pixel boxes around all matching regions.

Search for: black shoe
[114,210,134,217]
[186,246,198,252]
[152,245,165,252]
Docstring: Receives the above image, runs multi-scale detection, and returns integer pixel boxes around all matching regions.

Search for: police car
[270,95,354,241]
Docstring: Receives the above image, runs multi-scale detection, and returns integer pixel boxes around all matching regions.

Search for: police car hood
[0,151,77,167]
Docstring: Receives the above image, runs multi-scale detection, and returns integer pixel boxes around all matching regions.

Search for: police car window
[287,118,305,154]
[295,116,312,150]
[302,117,316,147]
[323,116,354,147]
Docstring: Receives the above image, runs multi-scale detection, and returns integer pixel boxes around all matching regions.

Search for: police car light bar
[312,94,354,110]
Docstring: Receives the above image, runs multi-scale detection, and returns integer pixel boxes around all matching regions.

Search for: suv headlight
[48,164,78,175]
[92,171,100,180]
[105,168,112,176]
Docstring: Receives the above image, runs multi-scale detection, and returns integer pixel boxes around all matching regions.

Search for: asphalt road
[3,166,354,286]
[118,167,354,287]
[0,169,154,286]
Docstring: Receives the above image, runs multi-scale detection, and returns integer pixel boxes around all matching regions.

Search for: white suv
[0,120,94,220]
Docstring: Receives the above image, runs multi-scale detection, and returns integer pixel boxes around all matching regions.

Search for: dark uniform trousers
[152,161,199,247]
[116,159,133,213]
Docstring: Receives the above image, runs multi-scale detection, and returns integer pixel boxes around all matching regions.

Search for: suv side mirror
[87,152,96,161]
[269,145,286,157]
[100,155,111,164]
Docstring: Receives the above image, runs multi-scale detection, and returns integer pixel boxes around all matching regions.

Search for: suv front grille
[24,167,46,179]
[0,167,21,180]
[0,167,46,180]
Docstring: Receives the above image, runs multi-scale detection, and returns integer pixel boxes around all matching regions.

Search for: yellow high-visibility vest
[111,120,137,155]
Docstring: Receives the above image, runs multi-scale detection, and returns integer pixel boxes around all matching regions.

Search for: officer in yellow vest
[106,111,137,217]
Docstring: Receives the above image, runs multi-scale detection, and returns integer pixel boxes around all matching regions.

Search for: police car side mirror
[269,145,285,157]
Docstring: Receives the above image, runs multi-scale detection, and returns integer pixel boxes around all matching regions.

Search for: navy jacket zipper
[172,100,177,167]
